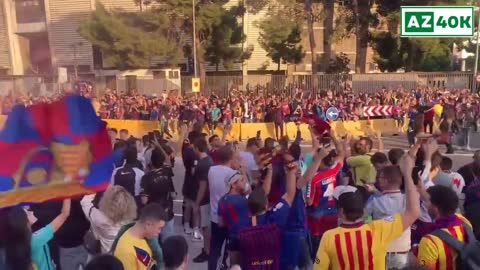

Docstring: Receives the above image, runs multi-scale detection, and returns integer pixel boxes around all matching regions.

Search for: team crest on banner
[0,95,120,208]
[134,246,152,267]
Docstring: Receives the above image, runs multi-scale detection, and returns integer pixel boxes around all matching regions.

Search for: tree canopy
[258,16,305,71]
[78,3,179,69]
[80,0,251,74]
[79,0,477,73]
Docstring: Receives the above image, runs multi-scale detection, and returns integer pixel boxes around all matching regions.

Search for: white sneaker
[184,226,193,235]
[192,229,204,242]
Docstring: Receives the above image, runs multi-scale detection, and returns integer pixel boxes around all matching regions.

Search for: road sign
[326,107,339,121]
[363,106,394,117]
[476,74,480,82]
[400,6,474,37]
[192,77,200,93]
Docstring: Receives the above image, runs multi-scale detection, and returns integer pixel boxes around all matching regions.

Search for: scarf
[428,214,464,235]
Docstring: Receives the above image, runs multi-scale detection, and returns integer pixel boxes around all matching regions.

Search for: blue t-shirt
[210,108,221,121]
[218,193,250,239]
[285,189,307,233]
[254,199,291,229]
[149,110,159,120]
[31,224,54,270]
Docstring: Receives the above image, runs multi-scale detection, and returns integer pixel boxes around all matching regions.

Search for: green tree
[80,0,251,83]
[204,6,252,71]
[411,39,453,71]
[150,0,251,83]
[326,53,351,74]
[78,3,178,69]
[258,16,305,71]
[246,0,325,74]
[371,0,469,72]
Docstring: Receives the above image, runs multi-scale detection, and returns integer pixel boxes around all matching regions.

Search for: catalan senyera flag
[0,95,120,208]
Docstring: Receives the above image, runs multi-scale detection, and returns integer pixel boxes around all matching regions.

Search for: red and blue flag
[0,95,120,208]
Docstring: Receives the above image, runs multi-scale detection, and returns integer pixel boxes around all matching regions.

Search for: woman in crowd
[81,186,138,253]
[1,199,71,270]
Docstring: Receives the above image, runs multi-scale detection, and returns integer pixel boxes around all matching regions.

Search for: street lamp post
[192,0,198,78]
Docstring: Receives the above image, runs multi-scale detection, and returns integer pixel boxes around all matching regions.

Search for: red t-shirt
[424,107,434,120]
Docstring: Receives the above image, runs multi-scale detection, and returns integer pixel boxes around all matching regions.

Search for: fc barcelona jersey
[114,228,157,270]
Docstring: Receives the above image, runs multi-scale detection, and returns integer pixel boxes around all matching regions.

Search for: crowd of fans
[0,85,480,270]
[1,86,479,123]
[1,113,479,270]
[3,85,480,151]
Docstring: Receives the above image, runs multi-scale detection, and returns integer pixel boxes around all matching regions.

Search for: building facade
[0,0,374,77]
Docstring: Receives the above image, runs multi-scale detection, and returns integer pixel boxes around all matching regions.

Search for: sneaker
[193,250,209,263]
[192,230,204,242]
[184,227,193,235]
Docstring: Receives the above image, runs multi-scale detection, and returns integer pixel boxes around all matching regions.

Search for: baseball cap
[433,171,453,188]
[333,185,358,200]
[226,171,243,187]
[336,188,365,215]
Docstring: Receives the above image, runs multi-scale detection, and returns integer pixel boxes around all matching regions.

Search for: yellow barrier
[203,123,241,142]
[0,115,402,141]
[240,122,275,140]
[367,119,401,136]
[105,119,161,138]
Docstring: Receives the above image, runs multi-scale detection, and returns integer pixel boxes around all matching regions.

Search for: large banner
[0,96,118,208]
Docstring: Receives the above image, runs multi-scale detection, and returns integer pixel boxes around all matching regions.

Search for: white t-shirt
[419,179,435,222]
[365,192,410,252]
[240,151,259,172]
[240,151,259,183]
[143,147,153,170]
[208,165,236,223]
[448,171,466,197]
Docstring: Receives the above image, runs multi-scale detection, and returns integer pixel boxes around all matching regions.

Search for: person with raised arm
[313,152,420,270]
[3,199,71,270]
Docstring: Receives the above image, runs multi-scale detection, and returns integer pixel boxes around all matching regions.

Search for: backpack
[238,216,281,270]
[431,222,480,270]
[113,165,136,197]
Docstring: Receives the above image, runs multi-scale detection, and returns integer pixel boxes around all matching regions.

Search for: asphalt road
[169,134,479,270]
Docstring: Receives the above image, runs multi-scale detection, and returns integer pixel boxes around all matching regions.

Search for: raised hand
[398,153,415,177]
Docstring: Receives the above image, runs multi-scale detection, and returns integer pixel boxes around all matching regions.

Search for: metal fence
[0,72,475,98]
[179,72,473,96]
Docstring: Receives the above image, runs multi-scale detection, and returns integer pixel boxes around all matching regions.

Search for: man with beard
[347,137,376,186]
[417,186,473,269]
[457,150,480,188]
[218,170,255,266]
